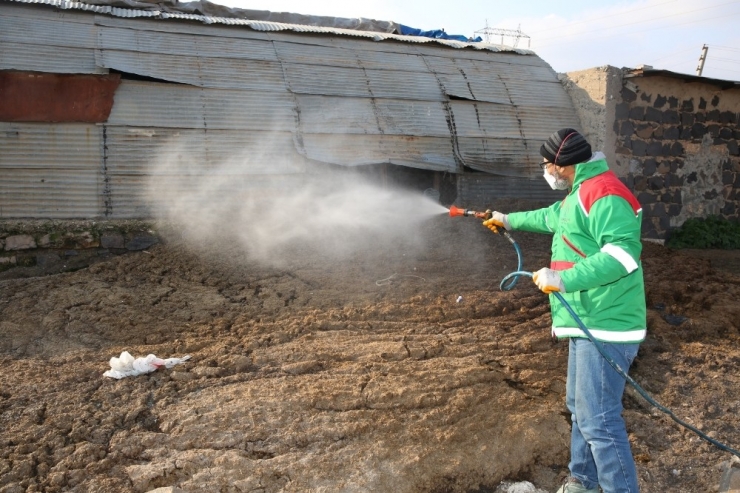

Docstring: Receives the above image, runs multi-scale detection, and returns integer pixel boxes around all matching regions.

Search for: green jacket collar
[571,152,608,189]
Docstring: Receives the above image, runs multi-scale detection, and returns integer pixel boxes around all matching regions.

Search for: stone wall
[563,67,740,240]
[0,220,158,279]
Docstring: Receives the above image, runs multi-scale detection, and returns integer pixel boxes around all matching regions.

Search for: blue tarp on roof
[398,24,482,43]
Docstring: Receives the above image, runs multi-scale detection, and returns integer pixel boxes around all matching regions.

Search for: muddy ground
[1,214,740,493]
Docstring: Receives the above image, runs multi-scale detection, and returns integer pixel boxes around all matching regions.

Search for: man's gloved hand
[533,268,566,294]
[482,211,510,233]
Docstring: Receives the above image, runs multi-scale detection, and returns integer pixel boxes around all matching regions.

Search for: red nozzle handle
[449,205,467,217]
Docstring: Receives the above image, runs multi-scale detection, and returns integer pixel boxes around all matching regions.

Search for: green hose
[499,262,740,458]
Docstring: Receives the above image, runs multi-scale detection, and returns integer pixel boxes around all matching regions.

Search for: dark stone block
[670,142,684,156]
[680,127,692,140]
[707,109,721,122]
[723,159,734,171]
[666,173,684,187]
[658,215,671,231]
[720,111,737,124]
[660,191,674,202]
[664,126,680,140]
[645,107,663,123]
[36,253,62,268]
[672,188,682,203]
[728,141,739,156]
[735,129,740,140]
[668,203,682,216]
[641,92,652,102]
[735,172,740,187]
[629,107,645,120]
[704,189,719,200]
[654,95,667,108]
[620,120,635,136]
[634,176,648,191]
[699,97,707,110]
[101,233,125,249]
[680,112,694,126]
[687,171,698,183]
[708,124,720,138]
[631,139,647,156]
[691,123,707,138]
[646,141,664,156]
[663,110,680,124]
[651,203,668,217]
[722,202,737,216]
[126,234,159,251]
[64,250,79,257]
[642,221,658,238]
[653,126,664,139]
[724,171,735,185]
[681,99,694,112]
[648,176,665,190]
[711,95,720,107]
[643,158,657,175]
[637,191,656,204]
[668,96,678,109]
[621,87,638,103]
[616,146,631,155]
[615,103,630,119]
[719,127,733,139]
[622,174,635,188]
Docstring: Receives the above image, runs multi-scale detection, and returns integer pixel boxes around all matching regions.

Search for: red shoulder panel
[578,170,642,217]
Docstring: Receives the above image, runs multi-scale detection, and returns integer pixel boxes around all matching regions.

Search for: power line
[535,1,740,43]
[712,45,740,53]
[526,0,680,36]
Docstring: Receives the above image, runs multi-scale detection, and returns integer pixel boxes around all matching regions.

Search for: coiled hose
[497,239,740,459]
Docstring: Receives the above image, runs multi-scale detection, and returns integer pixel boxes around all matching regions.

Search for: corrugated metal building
[0,0,581,219]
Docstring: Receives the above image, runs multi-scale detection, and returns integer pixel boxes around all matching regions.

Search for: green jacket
[508,154,646,343]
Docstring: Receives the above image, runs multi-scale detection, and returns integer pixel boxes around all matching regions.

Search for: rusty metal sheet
[298,134,456,172]
[0,72,120,123]
[295,95,451,136]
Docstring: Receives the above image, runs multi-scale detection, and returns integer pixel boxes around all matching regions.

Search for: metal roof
[0,0,581,219]
[624,67,740,89]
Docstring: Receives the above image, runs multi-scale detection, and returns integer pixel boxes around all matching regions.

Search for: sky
[212,0,740,81]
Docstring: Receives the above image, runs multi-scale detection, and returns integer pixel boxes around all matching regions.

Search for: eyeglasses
[540,161,553,170]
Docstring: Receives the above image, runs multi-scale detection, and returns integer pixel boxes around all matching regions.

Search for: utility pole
[696,44,708,76]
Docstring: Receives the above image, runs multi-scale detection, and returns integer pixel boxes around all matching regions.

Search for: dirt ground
[2,214,740,493]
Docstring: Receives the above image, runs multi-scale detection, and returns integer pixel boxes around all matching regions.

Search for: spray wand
[448,205,523,290]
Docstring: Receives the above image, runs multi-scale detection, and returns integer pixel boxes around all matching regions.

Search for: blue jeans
[566,338,640,493]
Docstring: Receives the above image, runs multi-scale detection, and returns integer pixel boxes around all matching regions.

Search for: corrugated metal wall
[0,1,581,219]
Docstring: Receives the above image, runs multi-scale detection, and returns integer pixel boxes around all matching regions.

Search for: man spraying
[484,128,645,493]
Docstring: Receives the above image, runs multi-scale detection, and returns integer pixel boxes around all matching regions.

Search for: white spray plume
[144,139,449,266]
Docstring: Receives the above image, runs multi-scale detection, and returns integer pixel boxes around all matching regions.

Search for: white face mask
[543,168,570,190]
